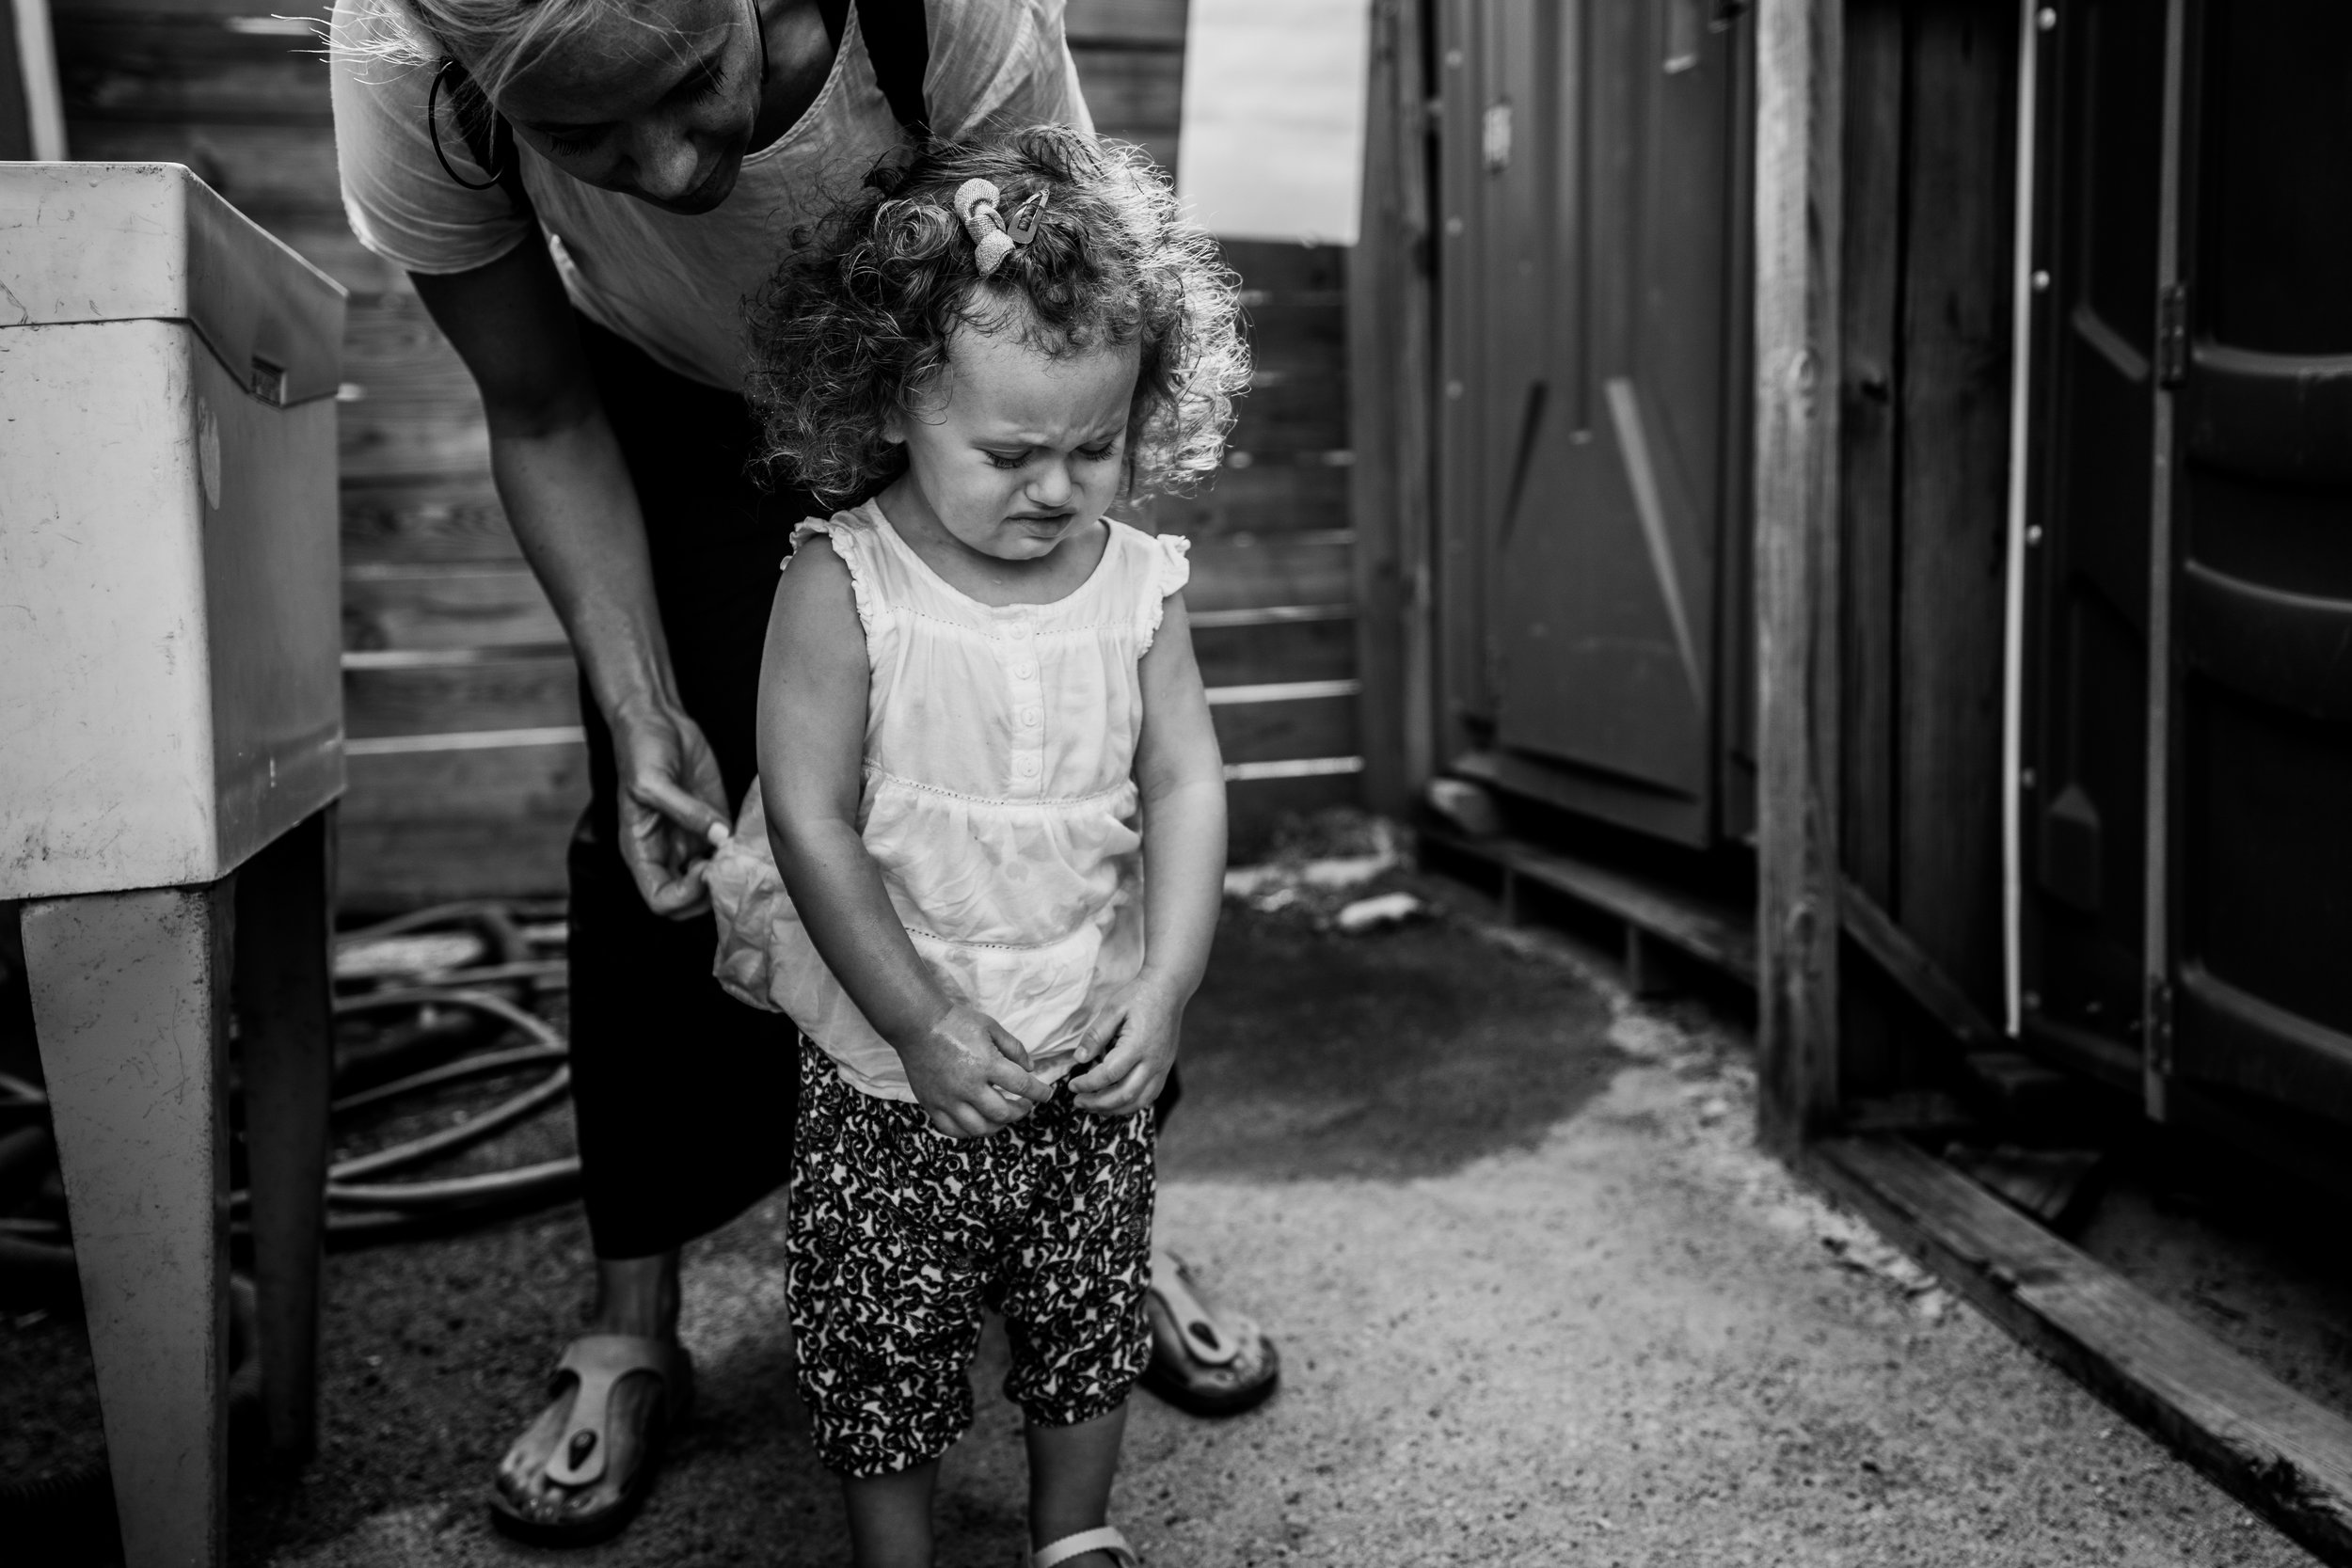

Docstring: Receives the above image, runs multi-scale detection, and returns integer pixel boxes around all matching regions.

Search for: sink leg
[23,883,234,1568]
[233,806,334,1465]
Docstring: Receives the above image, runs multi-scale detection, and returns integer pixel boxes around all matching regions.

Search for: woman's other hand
[897,1005,1054,1138]
[611,699,732,919]
[1068,976,1184,1116]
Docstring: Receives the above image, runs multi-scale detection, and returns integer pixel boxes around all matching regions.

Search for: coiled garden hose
[0,900,585,1270]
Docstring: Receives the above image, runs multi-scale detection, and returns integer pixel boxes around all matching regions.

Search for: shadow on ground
[1164,907,1619,1181]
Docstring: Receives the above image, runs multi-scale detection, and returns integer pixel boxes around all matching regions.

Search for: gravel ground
[4,889,2326,1566]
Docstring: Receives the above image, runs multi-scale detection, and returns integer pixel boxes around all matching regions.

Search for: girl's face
[492,0,771,214]
[886,325,1141,564]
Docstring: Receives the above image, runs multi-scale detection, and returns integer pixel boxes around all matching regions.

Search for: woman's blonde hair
[339,0,684,100]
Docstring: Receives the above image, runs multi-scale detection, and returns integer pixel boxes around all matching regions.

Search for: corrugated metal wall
[46,0,1359,908]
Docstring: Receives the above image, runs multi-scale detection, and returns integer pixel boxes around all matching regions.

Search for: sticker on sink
[199,398,221,510]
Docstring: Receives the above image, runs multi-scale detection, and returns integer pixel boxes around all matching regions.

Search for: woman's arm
[409,241,730,917]
[1069,592,1227,1114]
[757,541,1051,1136]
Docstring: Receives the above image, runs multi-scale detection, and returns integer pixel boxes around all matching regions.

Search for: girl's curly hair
[745,125,1250,503]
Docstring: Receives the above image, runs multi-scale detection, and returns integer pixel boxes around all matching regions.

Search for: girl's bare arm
[1070,591,1227,1112]
[756,540,1051,1136]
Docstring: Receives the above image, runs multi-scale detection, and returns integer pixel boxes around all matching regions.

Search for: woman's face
[492,0,766,214]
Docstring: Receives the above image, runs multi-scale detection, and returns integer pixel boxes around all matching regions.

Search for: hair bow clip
[953,177,1016,277]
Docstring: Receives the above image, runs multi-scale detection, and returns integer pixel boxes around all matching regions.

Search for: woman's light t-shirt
[329,0,1092,390]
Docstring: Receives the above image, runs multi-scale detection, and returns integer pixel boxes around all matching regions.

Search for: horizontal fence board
[1066,0,1187,45]
[338,818,574,910]
[1217,240,1346,295]
[1226,391,1349,457]
[343,565,565,653]
[61,119,343,216]
[1211,693,1356,767]
[342,736,588,824]
[344,656,580,739]
[54,0,330,20]
[1068,45,1183,129]
[56,20,330,123]
[1184,532,1353,613]
[342,480,521,565]
[1152,463,1351,536]
[339,293,495,483]
[1191,614,1358,688]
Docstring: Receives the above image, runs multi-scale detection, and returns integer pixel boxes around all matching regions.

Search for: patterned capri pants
[789,1037,1157,1479]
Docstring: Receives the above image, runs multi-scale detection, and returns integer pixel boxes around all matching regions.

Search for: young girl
[705,127,1248,1568]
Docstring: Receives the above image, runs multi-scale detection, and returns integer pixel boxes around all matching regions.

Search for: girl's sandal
[1139,1248,1280,1418]
[487,1333,695,1547]
[1031,1525,1143,1567]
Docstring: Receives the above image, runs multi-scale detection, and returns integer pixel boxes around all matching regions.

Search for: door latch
[2144,975,2175,1074]
[2155,281,2190,388]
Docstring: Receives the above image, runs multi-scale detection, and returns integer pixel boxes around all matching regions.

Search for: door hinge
[2145,975,2175,1073]
[2155,282,2190,388]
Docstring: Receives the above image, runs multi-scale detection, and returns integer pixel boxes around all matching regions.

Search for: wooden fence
[44,0,1362,909]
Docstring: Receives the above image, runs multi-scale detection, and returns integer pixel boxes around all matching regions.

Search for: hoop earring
[427,58,509,192]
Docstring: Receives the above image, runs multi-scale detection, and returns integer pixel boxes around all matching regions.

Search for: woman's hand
[1067,974,1184,1116]
[896,1005,1055,1138]
[610,699,732,919]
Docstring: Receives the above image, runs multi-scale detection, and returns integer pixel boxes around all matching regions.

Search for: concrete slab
[199,903,2320,1565]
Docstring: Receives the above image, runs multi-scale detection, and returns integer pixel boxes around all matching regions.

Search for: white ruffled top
[707,499,1191,1101]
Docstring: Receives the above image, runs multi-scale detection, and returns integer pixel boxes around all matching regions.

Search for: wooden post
[1753,0,1844,1151]
[1349,0,1438,815]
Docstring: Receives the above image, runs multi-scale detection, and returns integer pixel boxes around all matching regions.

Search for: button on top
[1006,622,1033,641]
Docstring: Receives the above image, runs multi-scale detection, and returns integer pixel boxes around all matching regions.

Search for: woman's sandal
[486,1333,695,1547]
[1138,1248,1280,1418]
[1031,1525,1143,1567]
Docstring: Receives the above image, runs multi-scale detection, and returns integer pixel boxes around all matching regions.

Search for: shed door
[2025,0,2352,1127]
[2019,0,2167,1056]
[2166,0,2352,1122]
[1436,0,1744,847]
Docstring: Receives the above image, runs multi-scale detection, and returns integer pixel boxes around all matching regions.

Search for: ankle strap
[1032,1525,1136,1567]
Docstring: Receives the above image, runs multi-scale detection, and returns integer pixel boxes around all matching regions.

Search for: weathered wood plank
[1811,1136,2352,1564]
[1348,0,1435,814]
[338,293,495,485]
[1753,0,1845,1148]
[342,566,564,654]
[61,119,342,215]
[344,656,580,740]
[1424,830,1760,990]
[1191,615,1358,689]
[1184,532,1354,614]
[1894,0,2014,1033]
[55,17,330,124]
[1838,0,1906,1095]
[1840,877,2004,1054]
[1210,693,1357,768]
[342,481,521,566]
[1152,462,1351,536]
[1069,43,1183,129]
[1067,0,1186,47]
[1218,240,1345,294]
